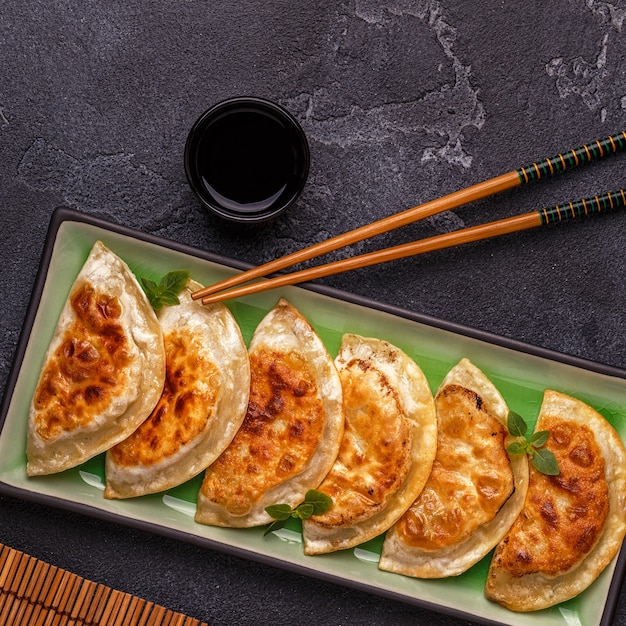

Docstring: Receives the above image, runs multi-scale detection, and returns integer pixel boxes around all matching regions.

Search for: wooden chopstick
[198,189,626,304]
[192,131,626,302]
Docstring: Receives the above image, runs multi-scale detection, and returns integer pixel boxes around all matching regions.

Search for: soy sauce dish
[184,97,310,224]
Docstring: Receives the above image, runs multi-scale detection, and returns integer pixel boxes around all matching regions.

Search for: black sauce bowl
[184,97,310,224]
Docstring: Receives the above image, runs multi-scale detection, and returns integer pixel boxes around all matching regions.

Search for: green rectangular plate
[1,207,625,626]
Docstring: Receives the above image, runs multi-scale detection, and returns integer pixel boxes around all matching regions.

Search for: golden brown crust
[195,299,343,527]
[104,279,250,498]
[200,348,325,515]
[491,417,607,578]
[398,384,514,550]
[32,284,133,441]
[314,365,413,526]
[302,335,437,554]
[108,329,220,467]
[26,241,165,476]
[379,359,528,578]
[486,390,626,611]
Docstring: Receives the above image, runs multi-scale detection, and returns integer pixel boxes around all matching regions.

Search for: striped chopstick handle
[539,189,626,225]
[517,131,626,184]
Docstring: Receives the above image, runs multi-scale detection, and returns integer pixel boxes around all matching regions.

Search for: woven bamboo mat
[0,543,209,626]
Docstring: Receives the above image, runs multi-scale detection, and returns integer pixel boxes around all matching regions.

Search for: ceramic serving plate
[2,207,626,626]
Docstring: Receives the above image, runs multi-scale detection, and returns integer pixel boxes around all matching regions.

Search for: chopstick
[198,189,626,304]
[192,131,626,302]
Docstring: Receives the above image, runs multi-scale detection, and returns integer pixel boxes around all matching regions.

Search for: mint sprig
[264,489,332,536]
[141,270,190,311]
[506,411,559,475]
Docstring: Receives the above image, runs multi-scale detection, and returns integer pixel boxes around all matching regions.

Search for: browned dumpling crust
[26,241,165,476]
[195,299,344,528]
[379,359,528,578]
[486,390,626,612]
[400,384,514,549]
[302,334,436,554]
[104,279,250,498]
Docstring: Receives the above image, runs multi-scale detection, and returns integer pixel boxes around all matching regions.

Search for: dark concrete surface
[1,1,626,624]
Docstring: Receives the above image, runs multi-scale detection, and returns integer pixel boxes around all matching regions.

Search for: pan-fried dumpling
[379,359,528,578]
[104,279,250,498]
[485,390,626,611]
[195,298,344,528]
[302,334,436,554]
[26,241,165,476]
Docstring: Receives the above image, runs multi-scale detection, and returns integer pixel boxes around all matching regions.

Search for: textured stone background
[1,1,626,624]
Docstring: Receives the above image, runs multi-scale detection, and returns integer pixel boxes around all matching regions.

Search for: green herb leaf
[158,292,182,307]
[140,270,190,311]
[507,411,528,438]
[532,447,560,475]
[294,503,315,520]
[141,277,158,292]
[162,270,191,293]
[507,412,559,476]
[530,430,550,448]
[265,504,292,521]
[303,489,332,515]
[264,490,332,536]
[506,441,528,456]
[263,518,288,536]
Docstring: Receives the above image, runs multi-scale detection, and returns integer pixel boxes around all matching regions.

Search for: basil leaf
[530,430,550,448]
[140,270,190,311]
[506,441,528,456]
[295,503,314,520]
[265,503,293,521]
[506,412,560,476]
[263,518,287,536]
[159,291,184,307]
[532,447,560,476]
[140,277,159,293]
[507,411,528,438]
[162,270,190,293]
[264,492,334,538]
[303,489,332,515]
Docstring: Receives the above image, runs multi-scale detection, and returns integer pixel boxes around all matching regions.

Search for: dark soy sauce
[198,109,297,214]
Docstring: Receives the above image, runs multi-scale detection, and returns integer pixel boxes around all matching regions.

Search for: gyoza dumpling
[195,298,344,528]
[486,390,626,611]
[104,279,250,499]
[302,334,437,554]
[26,241,165,476]
[379,359,528,578]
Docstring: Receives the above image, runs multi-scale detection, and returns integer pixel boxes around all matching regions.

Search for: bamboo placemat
[0,543,208,626]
